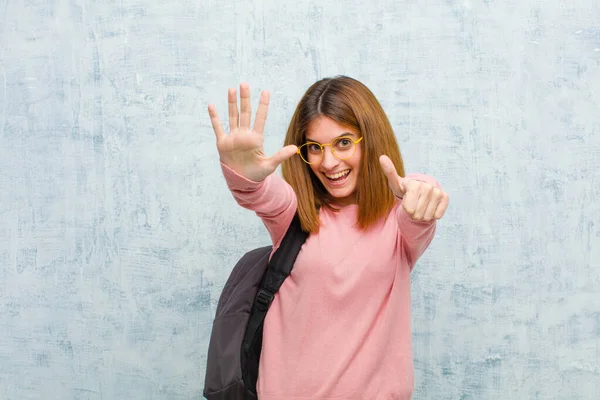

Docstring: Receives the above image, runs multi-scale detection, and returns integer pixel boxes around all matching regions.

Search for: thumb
[379,155,397,178]
[269,144,299,168]
[379,155,405,197]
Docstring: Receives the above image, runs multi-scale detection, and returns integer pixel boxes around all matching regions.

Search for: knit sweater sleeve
[220,161,298,248]
[395,173,441,269]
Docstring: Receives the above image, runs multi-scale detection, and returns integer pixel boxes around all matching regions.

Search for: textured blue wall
[1,0,599,399]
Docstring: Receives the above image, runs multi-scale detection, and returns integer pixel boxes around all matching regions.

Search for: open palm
[208,83,297,182]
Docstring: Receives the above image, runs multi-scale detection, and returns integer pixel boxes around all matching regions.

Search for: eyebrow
[305,132,357,143]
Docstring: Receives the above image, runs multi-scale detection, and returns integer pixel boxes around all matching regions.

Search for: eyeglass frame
[296,135,364,165]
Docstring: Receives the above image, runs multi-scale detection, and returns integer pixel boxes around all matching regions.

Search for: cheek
[309,163,320,176]
[350,147,362,169]
[307,153,321,167]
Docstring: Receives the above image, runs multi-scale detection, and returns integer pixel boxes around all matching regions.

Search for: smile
[324,169,351,181]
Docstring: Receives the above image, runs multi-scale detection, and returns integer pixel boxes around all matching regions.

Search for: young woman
[208,76,449,400]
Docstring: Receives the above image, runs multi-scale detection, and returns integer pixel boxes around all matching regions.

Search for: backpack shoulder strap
[257,213,307,308]
[248,212,306,324]
[241,213,308,393]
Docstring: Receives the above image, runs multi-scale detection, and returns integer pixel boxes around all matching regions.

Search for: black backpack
[203,214,308,399]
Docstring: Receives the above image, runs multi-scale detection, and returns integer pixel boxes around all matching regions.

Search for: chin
[324,185,358,205]
[315,170,359,205]
[329,189,354,199]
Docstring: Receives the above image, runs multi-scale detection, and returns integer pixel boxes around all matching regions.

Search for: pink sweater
[221,163,439,400]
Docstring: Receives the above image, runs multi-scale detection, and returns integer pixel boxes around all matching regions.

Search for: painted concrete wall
[0,0,599,399]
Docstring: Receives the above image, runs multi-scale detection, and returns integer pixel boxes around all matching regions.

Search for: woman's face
[304,116,363,206]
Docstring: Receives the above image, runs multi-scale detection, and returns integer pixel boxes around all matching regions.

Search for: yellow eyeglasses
[297,136,363,165]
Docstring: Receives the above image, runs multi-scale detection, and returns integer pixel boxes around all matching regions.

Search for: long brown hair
[281,75,405,233]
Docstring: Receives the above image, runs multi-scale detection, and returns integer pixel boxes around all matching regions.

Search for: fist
[379,155,449,222]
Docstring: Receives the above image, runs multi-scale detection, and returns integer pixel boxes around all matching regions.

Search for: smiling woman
[301,120,364,206]
[207,75,449,400]
[282,76,409,232]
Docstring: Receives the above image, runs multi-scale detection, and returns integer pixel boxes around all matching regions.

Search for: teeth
[325,170,350,179]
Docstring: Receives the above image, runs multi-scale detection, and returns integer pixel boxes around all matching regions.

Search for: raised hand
[379,155,449,222]
[208,83,298,182]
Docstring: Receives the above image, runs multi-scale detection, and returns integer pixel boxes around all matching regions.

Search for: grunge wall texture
[0,0,599,399]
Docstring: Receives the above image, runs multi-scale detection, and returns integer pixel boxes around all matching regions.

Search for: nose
[320,146,340,170]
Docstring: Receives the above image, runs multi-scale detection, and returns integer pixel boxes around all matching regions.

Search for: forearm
[221,161,297,246]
